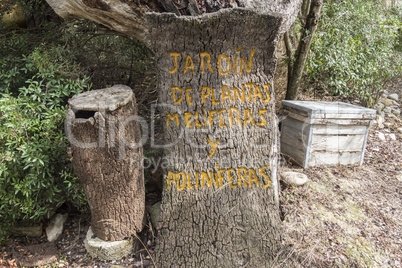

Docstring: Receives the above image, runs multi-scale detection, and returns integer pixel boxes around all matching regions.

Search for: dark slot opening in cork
[75,110,96,119]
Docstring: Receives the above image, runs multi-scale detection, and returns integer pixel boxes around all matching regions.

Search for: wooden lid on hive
[281,101,376,120]
[68,85,133,112]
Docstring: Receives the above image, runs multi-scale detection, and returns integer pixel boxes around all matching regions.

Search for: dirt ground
[1,77,401,267]
[279,124,402,267]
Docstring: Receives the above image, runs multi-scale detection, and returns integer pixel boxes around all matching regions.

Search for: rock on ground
[384,106,392,114]
[46,213,68,242]
[392,108,400,116]
[374,103,385,112]
[386,133,396,141]
[388,93,399,101]
[379,97,395,107]
[377,132,386,141]
[8,222,43,237]
[281,171,309,186]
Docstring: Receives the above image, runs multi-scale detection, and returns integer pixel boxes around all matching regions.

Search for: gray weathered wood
[309,151,363,166]
[69,85,133,112]
[311,134,366,152]
[312,124,368,135]
[282,101,377,117]
[66,86,145,241]
[280,101,375,168]
[281,142,306,166]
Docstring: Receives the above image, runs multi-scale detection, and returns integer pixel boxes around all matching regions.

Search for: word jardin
[168,47,255,76]
[167,165,271,191]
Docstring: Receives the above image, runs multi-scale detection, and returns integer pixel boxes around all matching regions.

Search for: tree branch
[285,0,323,100]
[45,0,303,49]
[45,0,163,47]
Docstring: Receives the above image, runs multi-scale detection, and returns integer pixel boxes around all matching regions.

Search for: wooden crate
[280,101,376,168]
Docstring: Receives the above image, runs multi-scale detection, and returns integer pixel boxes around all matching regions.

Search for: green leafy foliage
[306,0,401,106]
[0,41,89,242]
[0,33,35,93]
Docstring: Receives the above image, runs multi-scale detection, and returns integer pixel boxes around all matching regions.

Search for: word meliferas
[167,166,271,190]
[167,107,269,128]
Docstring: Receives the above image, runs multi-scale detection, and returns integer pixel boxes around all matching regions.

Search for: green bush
[306,0,401,106]
[0,33,35,94]
[0,44,89,242]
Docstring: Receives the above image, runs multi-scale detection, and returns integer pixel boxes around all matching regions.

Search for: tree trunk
[147,9,284,267]
[66,85,145,241]
[44,0,303,48]
[285,0,323,100]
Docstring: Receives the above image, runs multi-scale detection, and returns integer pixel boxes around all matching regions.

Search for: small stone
[84,227,134,261]
[396,172,402,182]
[388,93,399,101]
[391,108,400,116]
[46,213,68,242]
[377,132,386,141]
[281,172,309,186]
[383,107,392,114]
[397,128,402,133]
[374,103,384,112]
[388,114,398,120]
[386,133,396,141]
[8,222,43,237]
[379,97,395,107]
[376,115,385,128]
[383,122,392,128]
[149,202,161,229]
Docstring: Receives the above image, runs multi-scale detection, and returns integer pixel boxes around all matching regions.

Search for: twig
[134,233,156,268]
[64,217,81,251]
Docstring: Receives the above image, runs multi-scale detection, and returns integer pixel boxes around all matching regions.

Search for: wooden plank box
[280,101,376,168]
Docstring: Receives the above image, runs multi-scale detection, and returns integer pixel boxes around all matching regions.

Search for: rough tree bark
[147,9,283,266]
[45,0,302,47]
[285,0,323,100]
[66,85,145,241]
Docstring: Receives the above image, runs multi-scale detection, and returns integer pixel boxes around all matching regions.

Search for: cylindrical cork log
[66,85,145,241]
